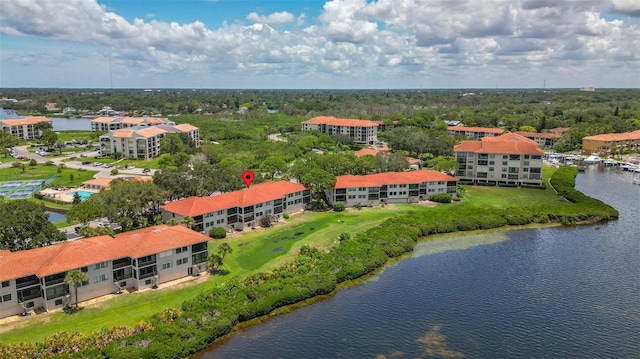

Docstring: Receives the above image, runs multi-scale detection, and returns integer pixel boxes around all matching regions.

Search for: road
[3,145,156,177]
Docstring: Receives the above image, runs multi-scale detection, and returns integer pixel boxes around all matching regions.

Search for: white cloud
[0,0,638,88]
[610,0,640,17]
[246,11,296,25]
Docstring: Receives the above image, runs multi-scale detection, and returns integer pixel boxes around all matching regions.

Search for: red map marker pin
[242,170,255,188]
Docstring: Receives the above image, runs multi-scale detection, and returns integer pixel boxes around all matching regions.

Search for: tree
[0,200,65,251]
[519,125,537,133]
[300,167,336,203]
[207,253,223,273]
[428,156,459,174]
[217,242,233,261]
[0,132,19,157]
[39,129,58,150]
[72,191,82,205]
[181,215,195,229]
[64,270,88,309]
[260,156,287,180]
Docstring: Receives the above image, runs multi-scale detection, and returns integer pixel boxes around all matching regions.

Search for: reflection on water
[197,167,639,359]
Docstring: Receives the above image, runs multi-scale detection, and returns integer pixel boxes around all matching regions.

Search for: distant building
[99,124,200,160]
[301,116,378,144]
[326,170,458,207]
[0,225,209,319]
[454,133,544,186]
[0,116,52,140]
[580,87,596,92]
[91,116,174,132]
[514,131,562,148]
[44,103,60,112]
[549,127,570,135]
[581,130,640,155]
[447,126,505,140]
[354,147,421,169]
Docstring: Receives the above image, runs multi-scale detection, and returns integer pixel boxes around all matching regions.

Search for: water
[46,211,66,222]
[197,167,640,358]
[0,108,92,130]
[67,190,94,201]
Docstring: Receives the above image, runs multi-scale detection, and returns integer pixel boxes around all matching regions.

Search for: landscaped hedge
[1,165,619,358]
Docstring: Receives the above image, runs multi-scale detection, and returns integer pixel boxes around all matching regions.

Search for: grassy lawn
[0,205,416,344]
[0,164,97,187]
[0,173,568,344]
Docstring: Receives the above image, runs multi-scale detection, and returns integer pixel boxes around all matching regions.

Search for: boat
[584,155,601,165]
[620,163,634,171]
[603,159,617,167]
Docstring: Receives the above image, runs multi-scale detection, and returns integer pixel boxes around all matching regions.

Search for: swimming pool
[67,190,95,200]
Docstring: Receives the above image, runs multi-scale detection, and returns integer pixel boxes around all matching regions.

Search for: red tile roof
[484,132,538,144]
[1,116,51,126]
[0,225,209,281]
[354,148,383,157]
[335,170,457,188]
[162,181,307,217]
[174,123,198,132]
[549,127,570,134]
[302,116,379,128]
[454,133,544,155]
[582,130,640,142]
[448,126,505,134]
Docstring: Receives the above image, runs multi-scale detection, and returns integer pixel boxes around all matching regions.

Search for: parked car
[81,161,91,165]
[80,154,87,158]
[142,168,151,173]
[97,222,110,227]
[126,165,136,170]
[93,162,102,166]
[103,163,113,168]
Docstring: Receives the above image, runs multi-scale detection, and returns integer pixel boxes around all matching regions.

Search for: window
[161,262,173,270]
[94,274,108,283]
[1,281,9,288]
[55,299,63,306]
[177,257,189,266]
[1,294,11,302]
[502,161,508,166]
[93,262,108,270]
[159,250,172,258]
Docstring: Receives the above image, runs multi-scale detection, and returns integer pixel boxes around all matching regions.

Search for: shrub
[209,227,227,239]
[430,193,452,203]
[111,169,119,176]
[11,161,21,168]
[353,203,362,210]
[283,213,290,220]
[259,214,274,228]
[45,160,55,166]
[29,159,37,166]
[333,201,345,212]
[338,232,350,241]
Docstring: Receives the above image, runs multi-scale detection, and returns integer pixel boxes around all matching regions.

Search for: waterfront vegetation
[0,166,618,358]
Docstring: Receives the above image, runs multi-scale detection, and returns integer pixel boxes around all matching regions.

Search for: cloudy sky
[0,0,639,89]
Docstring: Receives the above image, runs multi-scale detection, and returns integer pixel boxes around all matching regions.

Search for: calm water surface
[0,108,91,130]
[198,167,639,359]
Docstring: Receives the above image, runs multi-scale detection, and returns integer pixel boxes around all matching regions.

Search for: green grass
[0,205,415,343]
[0,164,97,187]
[0,171,568,344]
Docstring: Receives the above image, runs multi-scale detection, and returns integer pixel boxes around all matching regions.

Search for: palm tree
[217,242,233,261]
[181,215,195,229]
[64,269,87,309]
[207,253,223,273]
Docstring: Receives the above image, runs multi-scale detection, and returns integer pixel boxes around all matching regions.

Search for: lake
[196,166,640,358]
[0,108,92,131]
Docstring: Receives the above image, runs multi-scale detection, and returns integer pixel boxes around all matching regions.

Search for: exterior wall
[447,129,502,140]
[581,138,640,156]
[100,134,163,160]
[328,181,457,207]
[0,243,208,319]
[163,191,311,234]
[455,152,543,186]
[301,122,377,144]
[1,123,42,140]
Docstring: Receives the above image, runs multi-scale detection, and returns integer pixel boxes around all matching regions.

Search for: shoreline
[0,167,619,358]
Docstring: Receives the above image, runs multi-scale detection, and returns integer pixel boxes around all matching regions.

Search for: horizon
[1,0,639,89]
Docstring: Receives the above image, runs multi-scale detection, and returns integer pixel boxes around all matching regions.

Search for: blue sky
[0,0,639,89]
